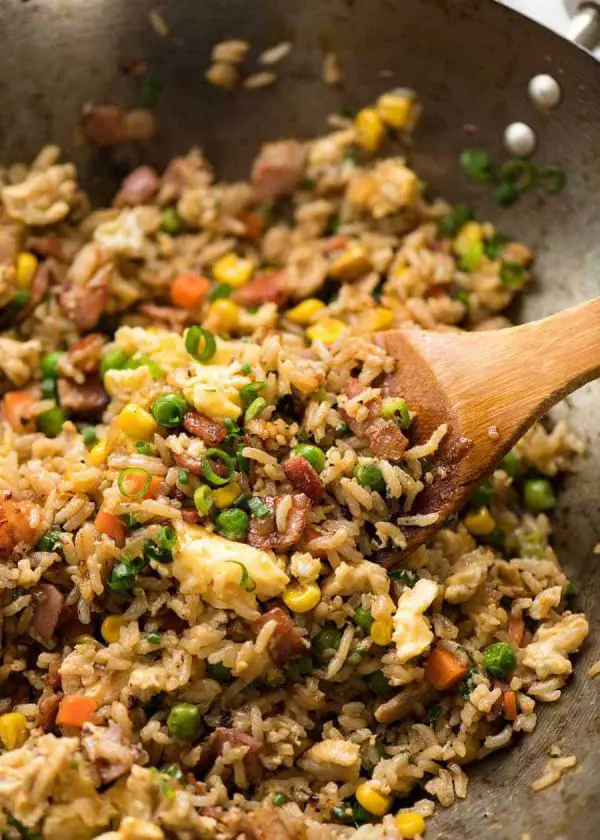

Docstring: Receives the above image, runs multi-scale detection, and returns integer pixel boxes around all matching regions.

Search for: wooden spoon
[377,297,600,557]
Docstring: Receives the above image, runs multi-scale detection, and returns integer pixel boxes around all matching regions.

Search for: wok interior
[2,0,599,836]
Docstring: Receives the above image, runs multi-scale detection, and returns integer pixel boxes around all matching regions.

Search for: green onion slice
[245,397,267,422]
[247,497,271,518]
[537,164,566,195]
[500,261,527,288]
[200,448,235,486]
[158,525,177,550]
[460,148,494,183]
[185,326,216,363]
[240,381,266,406]
[117,467,152,499]
[501,158,536,191]
[225,560,257,592]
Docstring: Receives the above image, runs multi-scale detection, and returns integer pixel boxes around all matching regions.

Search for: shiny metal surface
[0,1,598,837]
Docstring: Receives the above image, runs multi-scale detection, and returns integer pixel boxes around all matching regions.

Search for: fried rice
[0,90,589,840]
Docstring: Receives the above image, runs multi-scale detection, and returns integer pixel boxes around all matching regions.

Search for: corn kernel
[355,782,392,817]
[212,482,242,509]
[396,812,426,838]
[207,299,240,333]
[328,243,371,280]
[376,92,415,130]
[355,108,385,153]
[101,615,127,644]
[0,712,28,750]
[357,307,395,334]
[212,253,253,288]
[117,404,158,439]
[306,318,347,345]
[15,252,38,289]
[464,506,496,536]
[370,619,393,646]
[74,634,102,647]
[453,222,483,257]
[347,172,376,206]
[88,437,112,467]
[286,298,326,325]
[283,582,321,613]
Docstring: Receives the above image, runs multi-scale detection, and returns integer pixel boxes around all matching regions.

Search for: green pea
[380,397,411,429]
[41,350,62,379]
[470,478,493,508]
[271,793,288,807]
[354,464,385,494]
[178,469,190,485]
[160,207,183,235]
[523,478,555,512]
[565,581,576,597]
[36,406,66,438]
[36,531,62,552]
[206,662,233,683]
[100,348,129,379]
[151,393,187,427]
[292,443,326,473]
[167,703,201,740]
[353,606,373,634]
[215,508,249,541]
[40,377,57,399]
[483,642,517,679]
[284,654,313,681]
[501,450,520,478]
[81,426,98,447]
[368,670,393,696]
[312,623,342,656]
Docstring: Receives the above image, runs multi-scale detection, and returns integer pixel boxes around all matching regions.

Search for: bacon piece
[114,166,160,207]
[81,105,129,146]
[59,263,111,332]
[341,378,408,461]
[252,607,307,667]
[67,333,106,375]
[0,499,41,555]
[283,456,325,500]
[31,584,65,643]
[196,727,262,781]
[29,234,65,262]
[183,409,227,445]
[160,151,212,203]
[251,140,306,203]
[57,377,108,416]
[38,693,61,731]
[232,270,288,307]
[248,494,311,550]
[181,508,200,525]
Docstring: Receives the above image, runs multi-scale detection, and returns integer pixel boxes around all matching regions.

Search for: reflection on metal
[564,0,600,48]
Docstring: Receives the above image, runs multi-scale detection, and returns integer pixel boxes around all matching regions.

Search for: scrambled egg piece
[114,326,189,371]
[523,613,589,679]
[173,526,289,618]
[298,739,361,782]
[392,578,439,663]
[171,360,249,420]
[94,208,147,258]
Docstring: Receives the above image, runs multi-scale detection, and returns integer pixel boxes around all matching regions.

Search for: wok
[1,0,598,837]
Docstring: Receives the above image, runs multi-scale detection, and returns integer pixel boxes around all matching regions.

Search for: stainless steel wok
[0,1,598,836]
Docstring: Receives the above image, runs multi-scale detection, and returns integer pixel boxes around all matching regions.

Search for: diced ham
[114,166,161,207]
[252,607,307,667]
[251,140,306,203]
[67,333,106,375]
[0,499,41,555]
[160,151,213,203]
[59,263,111,332]
[173,451,203,476]
[248,494,311,550]
[283,456,325,500]
[181,508,201,524]
[341,378,408,461]
[81,105,129,146]
[29,234,66,262]
[57,376,108,416]
[232,270,289,308]
[196,727,262,781]
[183,409,227,445]
[31,584,65,643]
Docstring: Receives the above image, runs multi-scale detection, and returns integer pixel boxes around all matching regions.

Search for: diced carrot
[56,694,97,728]
[424,646,467,691]
[502,689,518,721]
[94,508,126,543]
[3,390,35,432]
[169,272,211,309]
[508,616,525,648]
[119,472,162,500]
[237,211,265,240]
